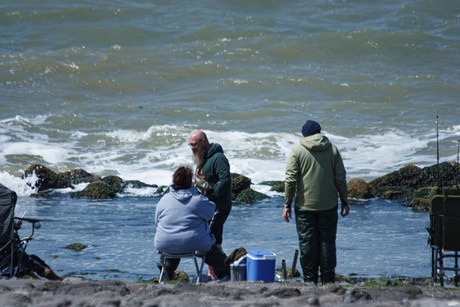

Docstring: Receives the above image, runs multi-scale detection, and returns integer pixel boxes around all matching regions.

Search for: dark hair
[172,166,193,190]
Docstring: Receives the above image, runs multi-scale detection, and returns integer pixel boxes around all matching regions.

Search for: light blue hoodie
[154,186,216,254]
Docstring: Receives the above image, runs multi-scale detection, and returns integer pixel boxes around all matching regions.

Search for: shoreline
[1,276,459,307]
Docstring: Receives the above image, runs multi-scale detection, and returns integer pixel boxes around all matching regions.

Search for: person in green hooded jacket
[283,120,349,285]
[189,130,232,279]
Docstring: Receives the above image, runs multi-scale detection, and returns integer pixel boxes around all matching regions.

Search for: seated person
[1,220,61,280]
[154,166,230,281]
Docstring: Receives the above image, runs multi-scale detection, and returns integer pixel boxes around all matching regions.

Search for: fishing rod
[436,116,442,189]
[457,139,459,188]
[436,116,446,254]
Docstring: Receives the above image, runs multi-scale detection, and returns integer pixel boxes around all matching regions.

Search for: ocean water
[1,0,459,281]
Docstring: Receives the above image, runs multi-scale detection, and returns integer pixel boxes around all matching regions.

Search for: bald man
[189,130,232,249]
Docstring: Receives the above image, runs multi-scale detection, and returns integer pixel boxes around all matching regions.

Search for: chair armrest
[14,217,44,223]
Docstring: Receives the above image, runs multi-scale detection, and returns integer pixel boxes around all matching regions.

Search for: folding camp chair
[427,188,460,287]
[0,183,43,278]
[158,251,206,284]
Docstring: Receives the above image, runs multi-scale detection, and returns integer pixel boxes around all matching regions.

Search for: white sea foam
[1,118,459,197]
[3,142,75,165]
[0,171,38,197]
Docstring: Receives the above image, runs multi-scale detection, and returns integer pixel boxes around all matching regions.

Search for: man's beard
[192,147,207,166]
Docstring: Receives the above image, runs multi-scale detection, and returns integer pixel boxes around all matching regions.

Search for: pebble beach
[1,277,460,307]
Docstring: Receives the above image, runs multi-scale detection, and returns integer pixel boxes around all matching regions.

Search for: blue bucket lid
[247,250,276,260]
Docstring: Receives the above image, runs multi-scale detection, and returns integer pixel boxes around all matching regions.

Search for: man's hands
[284,204,349,223]
[194,175,214,198]
[282,207,291,223]
[340,203,350,217]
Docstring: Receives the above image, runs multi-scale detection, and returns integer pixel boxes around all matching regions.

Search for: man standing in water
[283,120,349,285]
[189,130,232,280]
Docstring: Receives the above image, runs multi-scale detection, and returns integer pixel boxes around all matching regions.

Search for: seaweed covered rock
[260,181,285,193]
[231,173,268,204]
[410,198,431,212]
[124,180,158,189]
[24,164,71,192]
[368,162,460,205]
[156,186,169,194]
[231,173,251,195]
[66,242,87,252]
[23,164,156,198]
[71,181,118,199]
[368,164,421,201]
[24,164,101,193]
[234,188,268,204]
[102,176,125,194]
[348,178,373,199]
[60,169,101,185]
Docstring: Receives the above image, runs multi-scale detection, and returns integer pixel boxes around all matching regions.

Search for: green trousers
[295,206,338,284]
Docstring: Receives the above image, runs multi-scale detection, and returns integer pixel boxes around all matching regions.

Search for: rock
[344,288,371,303]
[102,176,125,193]
[343,290,356,304]
[234,188,268,204]
[368,164,420,201]
[174,270,189,282]
[260,181,285,193]
[330,284,347,295]
[23,164,156,198]
[60,169,101,185]
[347,178,373,199]
[231,173,252,195]
[65,243,87,252]
[30,192,49,198]
[231,173,269,204]
[275,267,301,278]
[0,291,32,306]
[267,288,301,298]
[71,181,117,199]
[24,164,70,192]
[156,186,169,194]
[270,181,285,193]
[368,162,460,203]
[410,198,431,212]
[308,297,320,306]
[124,180,158,189]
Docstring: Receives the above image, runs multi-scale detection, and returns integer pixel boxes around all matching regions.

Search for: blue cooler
[246,250,276,283]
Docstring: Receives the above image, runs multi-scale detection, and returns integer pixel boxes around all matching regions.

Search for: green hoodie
[195,143,232,211]
[284,134,348,211]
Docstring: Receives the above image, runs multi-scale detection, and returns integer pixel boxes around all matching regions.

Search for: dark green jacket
[195,143,232,211]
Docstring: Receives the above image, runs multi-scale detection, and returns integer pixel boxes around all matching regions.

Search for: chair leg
[455,251,459,287]
[439,249,444,287]
[158,253,207,284]
[158,254,168,283]
[431,246,436,285]
[193,255,206,284]
[193,256,200,283]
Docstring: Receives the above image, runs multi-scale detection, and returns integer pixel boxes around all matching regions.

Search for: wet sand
[0,277,459,307]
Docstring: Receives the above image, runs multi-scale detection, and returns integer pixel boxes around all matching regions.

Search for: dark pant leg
[295,207,319,283]
[209,209,230,245]
[157,256,180,280]
[318,207,338,283]
[204,244,230,279]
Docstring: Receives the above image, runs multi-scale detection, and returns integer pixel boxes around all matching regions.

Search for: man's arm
[210,153,231,200]
[333,146,349,217]
[284,149,298,223]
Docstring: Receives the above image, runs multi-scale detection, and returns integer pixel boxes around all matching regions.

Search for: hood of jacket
[300,133,331,152]
[169,186,195,203]
[206,143,224,159]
